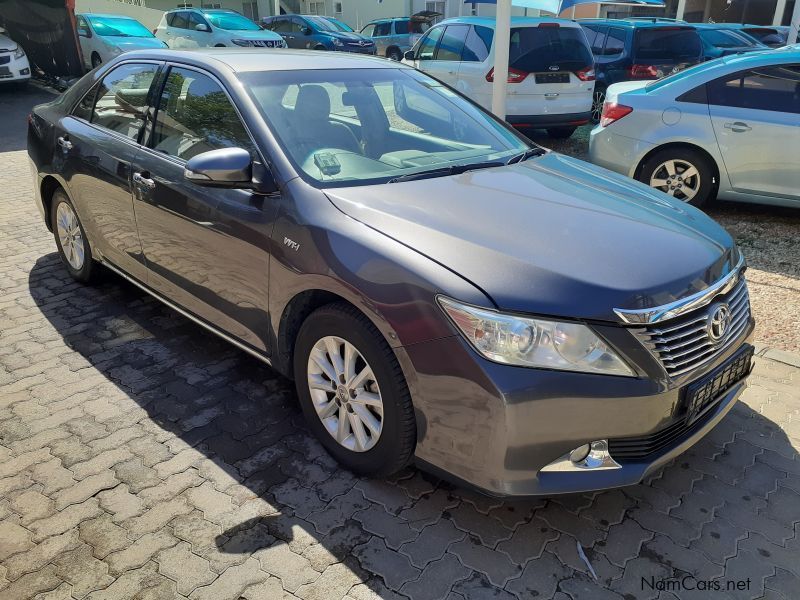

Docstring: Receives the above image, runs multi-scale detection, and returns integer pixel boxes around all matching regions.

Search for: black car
[692,23,768,60]
[28,48,754,496]
[261,14,376,54]
[580,19,704,121]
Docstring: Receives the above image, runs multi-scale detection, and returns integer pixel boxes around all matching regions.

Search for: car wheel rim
[307,335,384,453]
[649,159,701,202]
[591,90,605,122]
[56,202,85,270]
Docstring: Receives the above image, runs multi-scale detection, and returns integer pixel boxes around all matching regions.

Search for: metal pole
[675,0,687,20]
[491,0,511,118]
[790,0,800,44]
[772,0,788,25]
[274,0,280,16]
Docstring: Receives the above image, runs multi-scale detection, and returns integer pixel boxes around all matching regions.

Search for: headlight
[438,297,635,377]
[231,39,252,47]
[331,37,344,46]
[14,45,25,59]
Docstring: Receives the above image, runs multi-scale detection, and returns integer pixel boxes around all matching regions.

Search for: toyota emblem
[707,304,731,342]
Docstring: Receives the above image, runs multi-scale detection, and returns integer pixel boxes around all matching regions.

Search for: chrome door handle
[57,136,73,151]
[544,93,559,98]
[132,172,155,189]
[724,121,751,133]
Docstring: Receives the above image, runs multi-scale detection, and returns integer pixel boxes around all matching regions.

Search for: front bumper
[506,111,591,129]
[405,322,754,496]
[0,53,31,82]
[338,45,377,54]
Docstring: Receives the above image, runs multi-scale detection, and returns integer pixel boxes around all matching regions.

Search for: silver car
[360,12,437,61]
[589,48,800,208]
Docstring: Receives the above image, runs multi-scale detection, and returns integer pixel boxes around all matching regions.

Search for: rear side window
[585,25,607,53]
[395,20,409,34]
[509,26,593,73]
[603,27,626,57]
[634,28,702,61]
[151,67,256,160]
[90,63,158,141]
[436,24,469,61]
[707,66,800,114]
[462,25,491,62]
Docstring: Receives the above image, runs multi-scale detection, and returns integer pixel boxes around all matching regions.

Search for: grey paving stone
[496,516,559,567]
[448,537,521,587]
[353,537,421,592]
[355,504,418,550]
[400,517,466,569]
[400,553,471,600]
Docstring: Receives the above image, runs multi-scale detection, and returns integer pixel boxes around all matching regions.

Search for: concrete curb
[754,343,800,368]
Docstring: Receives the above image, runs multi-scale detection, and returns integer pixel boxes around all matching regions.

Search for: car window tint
[462,25,491,62]
[171,11,190,29]
[90,63,158,141]
[707,66,800,114]
[603,28,626,57]
[700,29,755,48]
[395,20,409,35]
[151,67,256,161]
[634,28,702,61]
[361,23,375,37]
[291,18,307,33]
[509,26,593,72]
[188,12,209,30]
[417,26,444,60]
[588,26,607,53]
[581,26,597,50]
[374,22,391,36]
[73,85,98,121]
[436,25,468,61]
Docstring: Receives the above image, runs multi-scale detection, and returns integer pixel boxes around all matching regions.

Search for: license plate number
[682,346,753,423]
[535,73,570,84]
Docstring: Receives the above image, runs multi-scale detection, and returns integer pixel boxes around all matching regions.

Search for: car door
[371,22,391,56]
[165,11,192,48]
[410,25,444,75]
[291,17,315,49]
[186,11,213,47]
[131,64,277,351]
[707,64,800,200]
[57,61,161,282]
[456,24,493,109]
[268,17,294,46]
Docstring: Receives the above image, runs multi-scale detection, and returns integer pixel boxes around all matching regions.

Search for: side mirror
[78,27,90,38]
[302,26,312,35]
[404,50,415,61]
[184,147,278,194]
[195,23,210,32]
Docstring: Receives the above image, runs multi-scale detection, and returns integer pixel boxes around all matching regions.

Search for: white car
[155,8,286,49]
[402,17,595,138]
[0,27,31,85]
[76,14,167,71]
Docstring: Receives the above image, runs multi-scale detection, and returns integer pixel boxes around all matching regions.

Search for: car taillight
[629,64,659,79]
[599,101,633,127]
[485,67,529,83]
[576,66,596,81]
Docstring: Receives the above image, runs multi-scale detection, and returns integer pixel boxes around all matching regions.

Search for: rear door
[57,61,161,282]
[131,64,277,351]
[708,64,800,201]
[456,24,493,110]
[504,24,594,118]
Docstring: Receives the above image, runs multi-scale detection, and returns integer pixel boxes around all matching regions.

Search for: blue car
[692,23,768,60]
[261,14,376,54]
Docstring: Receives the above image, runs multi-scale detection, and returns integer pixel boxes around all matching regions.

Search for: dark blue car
[261,14,376,54]
[693,23,768,60]
[580,19,704,121]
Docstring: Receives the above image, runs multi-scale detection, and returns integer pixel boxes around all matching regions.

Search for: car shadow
[27,252,800,598]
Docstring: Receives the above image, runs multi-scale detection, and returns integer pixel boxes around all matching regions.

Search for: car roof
[720,46,800,65]
[579,18,695,29]
[79,13,138,19]
[441,16,581,28]
[116,48,410,72]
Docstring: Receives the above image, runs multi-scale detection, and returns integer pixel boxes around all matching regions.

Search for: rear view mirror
[404,50,415,61]
[195,23,210,32]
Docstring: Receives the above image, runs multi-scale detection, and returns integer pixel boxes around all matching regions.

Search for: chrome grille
[633,278,751,377]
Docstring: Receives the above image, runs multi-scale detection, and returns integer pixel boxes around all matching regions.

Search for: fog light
[20,68,30,75]
[541,439,621,473]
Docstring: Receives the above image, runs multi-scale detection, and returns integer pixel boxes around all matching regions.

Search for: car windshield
[203,11,261,31]
[634,28,703,61]
[324,17,354,32]
[241,68,531,188]
[87,16,154,38]
[699,29,758,48]
[509,26,593,72]
[307,16,350,32]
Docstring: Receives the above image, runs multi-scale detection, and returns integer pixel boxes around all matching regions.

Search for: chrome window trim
[614,254,745,325]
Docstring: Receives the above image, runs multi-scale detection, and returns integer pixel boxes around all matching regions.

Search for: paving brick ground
[2,85,799,600]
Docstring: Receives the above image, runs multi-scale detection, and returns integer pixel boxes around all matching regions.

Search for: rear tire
[293,303,415,477]
[51,188,97,283]
[546,127,576,139]
[638,147,716,208]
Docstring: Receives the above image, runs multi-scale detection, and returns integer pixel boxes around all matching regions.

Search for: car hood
[0,33,18,52]
[324,153,739,322]
[106,36,167,50]
[229,29,284,40]
[328,31,373,42]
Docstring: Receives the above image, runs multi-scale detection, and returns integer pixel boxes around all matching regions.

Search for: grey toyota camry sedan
[28,49,754,496]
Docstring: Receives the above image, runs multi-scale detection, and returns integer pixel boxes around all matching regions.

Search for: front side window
[417,26,444,60]
[707,66,800,114]
[436,25,469,61]
[374,22,391,37]
[90,63,158,141]
[76,15,91,37]
[268,17,291,33]
[151,67,256,161]
[361,24,376,37]
[189,12,211,30]
[171,11,190,30]
[242,68,529,187]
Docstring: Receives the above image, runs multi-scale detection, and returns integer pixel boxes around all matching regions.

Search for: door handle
[544,93,559,98]
[724,121,751,133]
[57,136,73,151]
[132,172,155,190]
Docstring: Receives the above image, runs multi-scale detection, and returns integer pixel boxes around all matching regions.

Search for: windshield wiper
[388,161,504,184]
[506,147,547,165]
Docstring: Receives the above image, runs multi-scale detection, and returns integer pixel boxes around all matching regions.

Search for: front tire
[638,148,715,208]
[546,127,576,139]
[293,303,415,477]
[387,48,403,61]
[591,86,606,124]
[51,189,97,283]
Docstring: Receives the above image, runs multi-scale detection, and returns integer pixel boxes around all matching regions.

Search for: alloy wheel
[307,335,384,452]
[591,89,605,123]
[649,159,701,202]
[56,202,85,270]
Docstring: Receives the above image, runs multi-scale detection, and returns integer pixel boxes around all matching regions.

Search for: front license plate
[535,73,570,84]
[682,345,753,423]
